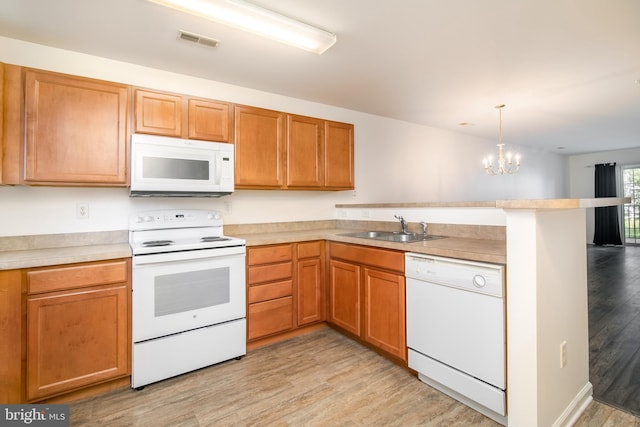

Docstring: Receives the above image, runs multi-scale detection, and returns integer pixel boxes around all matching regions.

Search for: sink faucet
[419,221,428,238]
[394,215,408,233]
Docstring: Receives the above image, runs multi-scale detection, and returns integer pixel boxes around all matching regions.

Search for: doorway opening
[622,166,640,245]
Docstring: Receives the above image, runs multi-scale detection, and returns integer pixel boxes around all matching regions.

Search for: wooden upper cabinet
[134,90,182,137]
[188,98,231,142]
[234,105,286,188]
[3,64,23,185]
[235,107,354,190]
[324,120,354,189]
[286,114,323,188]
[24,70,128,185]
[0,63,23,185]
[134,88,232,142]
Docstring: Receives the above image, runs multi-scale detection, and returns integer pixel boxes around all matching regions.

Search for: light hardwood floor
[71,327,638,426]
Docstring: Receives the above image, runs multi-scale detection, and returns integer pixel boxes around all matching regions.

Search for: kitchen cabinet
[324,121,354,189]
[24,69,129,185]
[1,63,22,184]
[328,242,406,362]
[296,241,324,326]
[235,105,354,190]
[286,118,353,189]
[234,105,286,188]
[134,88,233,142]
[0,269,23,403]
[363,267,406,360]
[328,259,361,335]
[246,241,325,341]
[247,244,294,340]
[25,259,130,401]
[286,114,323,188]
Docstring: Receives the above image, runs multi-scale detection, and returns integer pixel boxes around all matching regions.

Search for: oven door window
[155,267,229,316]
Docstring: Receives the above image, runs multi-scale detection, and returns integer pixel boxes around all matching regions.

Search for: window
[622,166,640,245]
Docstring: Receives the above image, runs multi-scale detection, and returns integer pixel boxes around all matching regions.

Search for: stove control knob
[208,212,221,220]
[144,215,154,222]
[135,216,144,223]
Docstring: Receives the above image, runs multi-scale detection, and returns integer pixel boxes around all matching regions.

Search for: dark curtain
[593,163,623,245]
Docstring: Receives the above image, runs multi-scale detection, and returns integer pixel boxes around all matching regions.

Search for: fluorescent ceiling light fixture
[147,0,337,54]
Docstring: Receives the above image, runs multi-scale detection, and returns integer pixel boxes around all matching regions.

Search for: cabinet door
[25,70,128,184]
[328,259,361,335]
[1,63,22,185]
[363,267,406,361]
[188,99,232,142]
[134,89,182,137]
[0,270,23,403]
[324,121,354,189]
[234,105,286,188]
[26,283,129,400]
[297,258,323,326]
[286,115,323,188]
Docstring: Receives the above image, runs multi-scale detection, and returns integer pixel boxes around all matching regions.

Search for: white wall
[506,208,591,426]
[0,37,568,237]
[568,147,640,243]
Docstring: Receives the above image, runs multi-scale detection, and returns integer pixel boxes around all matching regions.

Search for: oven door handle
[133,246,246,266]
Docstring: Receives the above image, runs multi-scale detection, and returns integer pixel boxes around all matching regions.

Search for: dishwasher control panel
[405,253,504,297]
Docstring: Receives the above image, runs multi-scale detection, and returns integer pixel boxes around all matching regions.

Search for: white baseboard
[553,382,593,427]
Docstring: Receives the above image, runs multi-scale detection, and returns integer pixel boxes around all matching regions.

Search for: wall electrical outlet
[560,341,567,368]
[76,203,90,219]
[223,200,232,214]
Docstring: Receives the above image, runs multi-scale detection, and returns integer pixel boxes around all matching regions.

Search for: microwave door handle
[215,153,222,185]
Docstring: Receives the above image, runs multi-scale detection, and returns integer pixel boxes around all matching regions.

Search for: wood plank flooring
[588,245,640,417]
[70,327,637,426]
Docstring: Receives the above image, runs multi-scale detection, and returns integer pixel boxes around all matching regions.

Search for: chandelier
[483,104,520,175]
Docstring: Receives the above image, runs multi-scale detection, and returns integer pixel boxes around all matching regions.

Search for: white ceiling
[1,0,639,155]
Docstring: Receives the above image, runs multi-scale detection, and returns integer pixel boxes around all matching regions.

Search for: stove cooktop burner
[201,236,231,242]
[142,240,175,247]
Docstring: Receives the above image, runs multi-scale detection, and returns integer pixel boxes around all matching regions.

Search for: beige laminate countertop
[0,243,131,270]
[0,230,504,270]
[233,228,506,264]
[337,197,629,210]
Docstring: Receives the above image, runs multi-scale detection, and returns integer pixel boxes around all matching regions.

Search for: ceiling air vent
[177,30,220,48]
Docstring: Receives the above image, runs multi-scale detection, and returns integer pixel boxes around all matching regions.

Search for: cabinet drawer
[248,297,293,340]
[248,280,293,303]
[329,242,404,273]
[27,260,129,294]
[247,262,292,285]
[297,241,322,259]
[247,244,292,265]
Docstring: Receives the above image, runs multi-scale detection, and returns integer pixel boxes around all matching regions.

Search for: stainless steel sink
[340,230,445,243]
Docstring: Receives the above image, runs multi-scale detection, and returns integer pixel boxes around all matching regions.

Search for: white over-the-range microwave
[129,133,234,197]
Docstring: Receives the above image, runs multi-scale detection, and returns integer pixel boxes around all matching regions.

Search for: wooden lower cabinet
[328,242,406,362]
[328,259,361,335]
[247,241,324,342]
[363,267,406,360]
[247,244,294,341]
[25,259,131,401]
[296,241,324,326]
[0,269,23,403]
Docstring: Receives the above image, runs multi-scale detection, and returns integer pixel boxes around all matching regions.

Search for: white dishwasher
[405,253,507,425]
